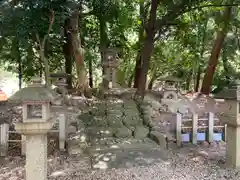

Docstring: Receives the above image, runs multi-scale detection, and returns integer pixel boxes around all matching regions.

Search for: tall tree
[70,9,89,94]
[133,0,146,88]
[63,18,73,89]
[135,0,205,97]
[36,10,55,88]
[201,2,233,94]
[135,0,160,97]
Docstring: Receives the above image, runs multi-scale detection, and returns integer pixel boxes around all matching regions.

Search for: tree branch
[42,10,55,47]
[35,33,42,49]
[154,0,206,31]
[187,3,240,13]
[154,2,239,35]
[143,1,151,24]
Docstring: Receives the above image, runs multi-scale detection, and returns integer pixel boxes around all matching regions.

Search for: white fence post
[21,135,26,155]
[224,124,227,142]
[0,124,9,156]
[176,113,182,147]
[192,113,198,144]
[208,112,214,142]
[59,113,66,150]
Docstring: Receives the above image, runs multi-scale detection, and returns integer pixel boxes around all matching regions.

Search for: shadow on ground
[91,147,169,169]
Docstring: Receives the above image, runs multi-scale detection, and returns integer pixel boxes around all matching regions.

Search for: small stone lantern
[102,48,119,89]
[50,71,69,105]
[214,80,240,168]
[159,76,182,112]
[50,72,68,150]
[9,77,57,180]
[161,76,182,91]
[50,71,70,84]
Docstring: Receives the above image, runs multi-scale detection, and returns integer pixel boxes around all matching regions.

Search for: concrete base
[26,134,47,180]
[226,126,240,168]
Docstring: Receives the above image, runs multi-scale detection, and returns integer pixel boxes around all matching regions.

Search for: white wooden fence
[176,112,227,146]
[0,113,66,156]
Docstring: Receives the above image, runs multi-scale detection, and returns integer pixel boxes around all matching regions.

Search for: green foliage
[0,0,239,90]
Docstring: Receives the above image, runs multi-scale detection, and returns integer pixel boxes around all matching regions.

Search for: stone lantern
[50,72,68,150]
[214,80,240,168]
[161,76,182,92]
[102,48,119,89]
[159,76,182,112]
[50,71,69,95]
[9,77,57,180]
[50,71,70,83]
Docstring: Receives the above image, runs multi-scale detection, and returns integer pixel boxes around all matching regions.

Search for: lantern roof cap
[9,77,58,103]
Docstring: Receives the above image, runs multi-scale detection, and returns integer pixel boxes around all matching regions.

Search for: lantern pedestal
[218,114,240,168]
[226,125,240,168]
[14,121,54,180]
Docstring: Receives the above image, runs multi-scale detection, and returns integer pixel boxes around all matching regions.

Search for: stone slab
[133,126,149,139]
[90,145,168,169]
[150,131,168,148]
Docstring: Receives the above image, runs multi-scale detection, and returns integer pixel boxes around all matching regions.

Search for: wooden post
[176,113,182,147]
[0,124,9,156]
[208,112,214,142]
[59,113,66,150]
[224,124,227,142]
[21,135,26,155]
[192,113,198,144]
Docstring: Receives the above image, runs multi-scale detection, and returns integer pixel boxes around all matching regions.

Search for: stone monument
[160,76,182,112]
[50,71,71,90]
[9,77,57,180]
[50,72,68,151]
[214,80,240,168]
[102,48,118,89]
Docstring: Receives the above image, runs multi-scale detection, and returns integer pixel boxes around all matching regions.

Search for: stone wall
[76,97,150,147]
[70,88,177,151]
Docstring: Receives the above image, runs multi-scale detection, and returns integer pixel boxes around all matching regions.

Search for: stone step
[86,127,114,138]
[87,141,160,155]
[150,131,176,149]
[89,137,116,146]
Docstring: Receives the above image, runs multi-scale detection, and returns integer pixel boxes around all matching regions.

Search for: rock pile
[139,98,177,148]
[74,88,179,150]
[77,98,150,147]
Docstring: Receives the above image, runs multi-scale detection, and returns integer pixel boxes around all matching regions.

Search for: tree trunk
[201,5,233,95]
[148,74,156,90]
[194,66,201,92]
[136,0,160,98]
[133,54,142,88]
[88,56,93,88]
[194,20,208,92]
[127,72,134,88]
[70,10,89,95]
[133,1,145,88]
[98,1,109,89]
[63,18,73,89]
[186,71,192,91]
[148,65,157,90]
[39,48,50,87]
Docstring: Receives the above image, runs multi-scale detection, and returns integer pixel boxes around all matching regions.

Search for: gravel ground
[0,142,240,180]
